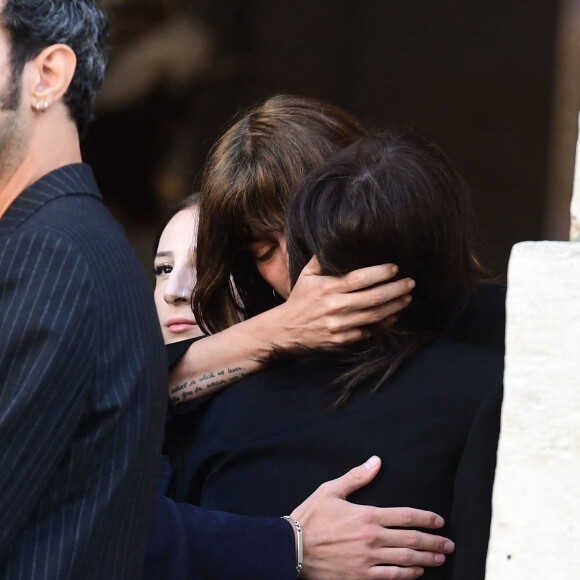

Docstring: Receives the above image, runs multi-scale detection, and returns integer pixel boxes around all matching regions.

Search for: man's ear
[26,44,76,111]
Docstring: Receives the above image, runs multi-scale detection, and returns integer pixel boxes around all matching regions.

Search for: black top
[450,283,506,351]
[167,338,503,580]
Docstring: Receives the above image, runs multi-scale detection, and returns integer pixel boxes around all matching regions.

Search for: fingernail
[434,515,444,527]
[391,265,399,275]
[407,279,415,290]
[434,554,445,564]
[444,541,455,553]
[364,455,380,470]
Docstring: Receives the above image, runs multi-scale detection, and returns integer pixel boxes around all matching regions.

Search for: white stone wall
[571,113,580,241]
[572,154,580,239]
[486,241,580,578]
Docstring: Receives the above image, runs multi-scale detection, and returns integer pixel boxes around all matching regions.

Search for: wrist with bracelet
[282,515,303,577]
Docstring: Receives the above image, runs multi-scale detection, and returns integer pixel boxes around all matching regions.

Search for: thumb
[300,255,322,277]
[330,456,382,499]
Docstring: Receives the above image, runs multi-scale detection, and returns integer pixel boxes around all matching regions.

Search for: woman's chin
[164,328,204,344]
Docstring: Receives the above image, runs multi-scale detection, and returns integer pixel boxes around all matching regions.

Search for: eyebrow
[155,251,173,258]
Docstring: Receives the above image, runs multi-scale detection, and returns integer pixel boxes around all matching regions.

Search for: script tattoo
[170,379,196,395]
[170,365,249,402]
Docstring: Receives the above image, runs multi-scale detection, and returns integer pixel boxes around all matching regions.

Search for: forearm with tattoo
[170,365,249,405]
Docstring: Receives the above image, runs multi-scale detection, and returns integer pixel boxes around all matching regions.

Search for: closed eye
[248,239,278,264]
[253,246,277,263]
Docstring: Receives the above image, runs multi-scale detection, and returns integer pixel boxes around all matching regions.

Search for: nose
[164,264,195,306]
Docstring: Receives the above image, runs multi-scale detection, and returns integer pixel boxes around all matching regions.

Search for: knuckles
[397,507,417,528]
[395,548,416,566]
[352,523,379,545]
[403,533,421,549]
[315,480,335,496]
[366,306,387,324]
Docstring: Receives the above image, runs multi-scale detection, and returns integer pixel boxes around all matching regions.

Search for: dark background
[84,0,576,280]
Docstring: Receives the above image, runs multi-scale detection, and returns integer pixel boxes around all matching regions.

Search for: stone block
[486,241,580,578]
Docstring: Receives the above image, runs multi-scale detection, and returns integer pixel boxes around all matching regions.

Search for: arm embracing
[146,457,453,580]
[170,258,414,403]
[0,231,95,556]
[145,492,296,580]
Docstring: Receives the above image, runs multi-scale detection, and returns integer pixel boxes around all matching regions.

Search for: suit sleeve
[144,459,296,580]
[448,374,504,580]
[0,229,95,556]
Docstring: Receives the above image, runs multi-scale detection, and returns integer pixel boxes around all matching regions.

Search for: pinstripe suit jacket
[0,164,167,579]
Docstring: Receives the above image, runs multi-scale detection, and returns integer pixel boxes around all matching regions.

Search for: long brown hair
[194,94,367,333]
[286,131,485,405]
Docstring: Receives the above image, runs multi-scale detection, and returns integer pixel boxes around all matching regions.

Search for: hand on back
[291,456,454,580]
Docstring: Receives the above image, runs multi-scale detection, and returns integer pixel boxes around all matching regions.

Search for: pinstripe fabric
[0,164,167,579]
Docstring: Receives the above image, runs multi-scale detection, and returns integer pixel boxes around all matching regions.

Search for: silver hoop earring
[32,99,49,113]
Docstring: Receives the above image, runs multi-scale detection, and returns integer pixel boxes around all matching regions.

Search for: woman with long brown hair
[169,131,503,580]
[168,95,416,401]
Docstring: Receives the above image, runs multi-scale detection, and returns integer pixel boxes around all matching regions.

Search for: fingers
[324,456,382,499]
[300,260,401,291]
[368,566,425,580]
[375,546,447,569]
[377,527,455,556]
[343,292,412,328]
[373,506,447,531]
[339,263,401,293]
[315,295,410,345]
[349,278,415,311]
[316,278,414,329]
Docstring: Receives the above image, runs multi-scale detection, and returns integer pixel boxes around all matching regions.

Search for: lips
[166,318,198,334]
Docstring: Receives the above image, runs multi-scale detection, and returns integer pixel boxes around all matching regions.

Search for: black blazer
[168,339,504,580]
[0,165,167,579]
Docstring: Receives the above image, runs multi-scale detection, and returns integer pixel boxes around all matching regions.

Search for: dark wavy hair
[193,94,368,333]
[286,131,485,405]
[1,0,108,136]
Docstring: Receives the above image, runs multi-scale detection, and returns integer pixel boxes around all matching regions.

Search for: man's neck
[0,114,82,218]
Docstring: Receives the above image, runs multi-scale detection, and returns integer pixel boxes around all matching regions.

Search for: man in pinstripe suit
[0,1,167,578]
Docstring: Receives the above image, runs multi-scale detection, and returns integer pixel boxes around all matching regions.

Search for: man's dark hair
[1,0,108,136]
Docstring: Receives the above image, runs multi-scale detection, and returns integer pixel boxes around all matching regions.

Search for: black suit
[168,339,503,579]
[0,165,167,578]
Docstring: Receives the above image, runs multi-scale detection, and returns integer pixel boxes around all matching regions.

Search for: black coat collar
[0,163,101,233]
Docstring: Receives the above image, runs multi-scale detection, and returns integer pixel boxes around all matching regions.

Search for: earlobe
[28,44,76,112]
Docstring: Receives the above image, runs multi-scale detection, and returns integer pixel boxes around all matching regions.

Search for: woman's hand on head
[278,256,415,349]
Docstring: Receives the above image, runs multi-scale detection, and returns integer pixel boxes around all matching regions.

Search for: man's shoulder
[7,194,130,274]
[1,164,121,246]
[33,191,120,241]
[2,167,148,298]
[14,167,135,259]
